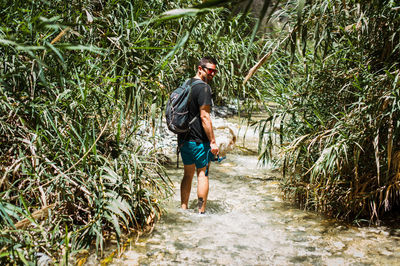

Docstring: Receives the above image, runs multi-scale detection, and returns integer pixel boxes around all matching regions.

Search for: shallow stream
[110,119,400,265]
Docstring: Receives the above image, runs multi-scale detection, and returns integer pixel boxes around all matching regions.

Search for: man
[179,56,219,214]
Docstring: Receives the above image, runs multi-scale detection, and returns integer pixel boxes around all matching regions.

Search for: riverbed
[109,118,400,265]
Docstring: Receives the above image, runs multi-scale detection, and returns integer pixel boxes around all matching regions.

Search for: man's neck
[194,73,207,83]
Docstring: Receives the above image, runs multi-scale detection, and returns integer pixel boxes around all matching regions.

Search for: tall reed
[253,0,400,223]
[0,0,263,263]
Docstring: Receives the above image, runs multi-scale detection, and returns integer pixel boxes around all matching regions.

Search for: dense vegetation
[1,0,399,263]
[0,0,261,263]
[253,0,400,224]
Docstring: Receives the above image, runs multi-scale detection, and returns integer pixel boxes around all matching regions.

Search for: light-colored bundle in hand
[214,126,236,157]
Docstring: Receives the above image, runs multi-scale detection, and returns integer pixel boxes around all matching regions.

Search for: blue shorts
[180,141,212,170]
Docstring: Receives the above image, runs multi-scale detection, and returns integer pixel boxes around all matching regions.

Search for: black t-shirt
[178,78,213,143]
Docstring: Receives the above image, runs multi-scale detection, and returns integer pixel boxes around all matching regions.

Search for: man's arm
[200,105,219,156]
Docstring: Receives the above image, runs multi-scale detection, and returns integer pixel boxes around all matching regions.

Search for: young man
[178,57,219,214]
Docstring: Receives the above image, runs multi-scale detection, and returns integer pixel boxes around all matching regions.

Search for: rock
[212,104,238,118]
[133,110,239,163]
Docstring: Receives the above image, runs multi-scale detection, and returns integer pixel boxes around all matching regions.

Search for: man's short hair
[198,56,217,67]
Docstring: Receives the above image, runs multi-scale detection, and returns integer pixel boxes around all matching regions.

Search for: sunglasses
[202,66,218,75]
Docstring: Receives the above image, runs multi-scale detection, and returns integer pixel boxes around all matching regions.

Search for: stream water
[110,119,400,266]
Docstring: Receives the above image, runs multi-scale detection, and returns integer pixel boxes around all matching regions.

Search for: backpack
[165,78,203,134]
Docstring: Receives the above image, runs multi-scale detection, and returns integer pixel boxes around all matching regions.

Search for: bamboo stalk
[50,27,70,44]
[373,131,380,186]
[386,114,394,182]
[243,35,290,85]
[14,203,56,229]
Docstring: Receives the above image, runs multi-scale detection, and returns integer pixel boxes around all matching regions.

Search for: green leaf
[0,202,16,228]
[159,31,190,69]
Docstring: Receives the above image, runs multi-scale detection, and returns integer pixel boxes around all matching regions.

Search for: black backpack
[165,78,203,134]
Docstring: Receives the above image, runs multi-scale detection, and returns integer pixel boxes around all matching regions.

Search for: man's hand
[200,105,218,156]
[210,142,219,156]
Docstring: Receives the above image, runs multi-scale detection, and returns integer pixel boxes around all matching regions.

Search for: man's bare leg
[197,164,210,213]
[181,164,195,209]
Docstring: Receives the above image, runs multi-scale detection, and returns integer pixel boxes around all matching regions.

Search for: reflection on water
[110,120,400,266]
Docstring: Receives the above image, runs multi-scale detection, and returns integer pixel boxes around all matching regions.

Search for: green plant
[0,0,265,263]
[254,0,400,223]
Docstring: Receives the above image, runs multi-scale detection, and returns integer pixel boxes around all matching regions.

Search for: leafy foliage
[0,0,264,263]
[256,0,400,223]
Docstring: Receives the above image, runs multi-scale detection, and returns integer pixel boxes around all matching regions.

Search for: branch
[243,32,292,85]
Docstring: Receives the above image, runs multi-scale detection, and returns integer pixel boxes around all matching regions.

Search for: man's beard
[205,75,213,84]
